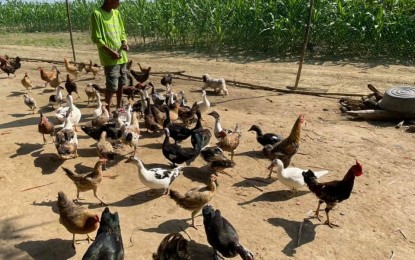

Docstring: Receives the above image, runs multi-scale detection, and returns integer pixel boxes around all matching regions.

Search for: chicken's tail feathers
[169,189,186,206]
[313,170,329,179]
[236,244,255,260]
[61,166,78,180]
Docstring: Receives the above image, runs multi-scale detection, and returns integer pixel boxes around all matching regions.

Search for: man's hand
[102,45,121,59]
[121,43,129,51]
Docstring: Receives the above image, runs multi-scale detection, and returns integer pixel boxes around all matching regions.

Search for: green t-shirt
[91,8,128,66]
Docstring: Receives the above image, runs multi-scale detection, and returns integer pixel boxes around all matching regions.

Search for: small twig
[251,184,264,192]
[390,250,395,260]
[297,221,304,246]
[388,179,399,185]
[305,133,315,141]
[297,152,309,155]
[180,226,192,241]
[20,182,55,192]
[128,227,139,248]
[397,229,407,240]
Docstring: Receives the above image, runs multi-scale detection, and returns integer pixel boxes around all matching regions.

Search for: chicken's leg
[71,233,76,249]
[42,134,47,145]
[313,200,323,221]
[93,188,107,206]
[190,210,198,230]
[86,234,95,243]
[324,204,339,228]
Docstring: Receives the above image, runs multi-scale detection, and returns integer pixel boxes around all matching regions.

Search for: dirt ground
[0,43,415,260]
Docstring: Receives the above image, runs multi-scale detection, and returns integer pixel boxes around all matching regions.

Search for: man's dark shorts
[104,63,127,93]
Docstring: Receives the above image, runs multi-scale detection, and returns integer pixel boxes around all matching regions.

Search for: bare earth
[0,44,414,260]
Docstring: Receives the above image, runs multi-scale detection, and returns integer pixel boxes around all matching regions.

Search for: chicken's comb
[355,160,362,170]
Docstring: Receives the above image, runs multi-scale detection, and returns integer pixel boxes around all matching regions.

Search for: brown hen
[57,191,100,249]
[263,114,305,168]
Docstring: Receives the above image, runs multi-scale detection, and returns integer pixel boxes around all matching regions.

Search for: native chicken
[65,74,80,99]
[57,191,100,249]
[203,205,254,260]
[62,158,107,205]
[263,114,305,168]
[38,113,55,144]
[38,66,56,87]
[64,58,80,79]
[82,207,124,260]
[169,174,218,229]
[49,69,62,89]
[21,72,34,92]
[217,124,241,161]
[302,160,363,228]
[23,94,37,114]
[85,83,97,105]
[97,131,116,170]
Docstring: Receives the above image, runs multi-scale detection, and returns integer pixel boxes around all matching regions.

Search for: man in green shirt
[91,0,129,114]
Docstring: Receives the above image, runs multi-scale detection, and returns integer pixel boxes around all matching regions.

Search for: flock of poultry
[1,55,364,259]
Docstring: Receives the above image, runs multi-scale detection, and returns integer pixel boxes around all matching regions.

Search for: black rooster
[0,56,21,77]
[202,205,254,260]
[82,207,124,260]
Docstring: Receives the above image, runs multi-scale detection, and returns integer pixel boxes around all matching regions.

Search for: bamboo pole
[293,0,314,90]
[66,0,77,62]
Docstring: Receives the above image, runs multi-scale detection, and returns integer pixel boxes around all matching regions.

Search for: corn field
[1,0,415,59]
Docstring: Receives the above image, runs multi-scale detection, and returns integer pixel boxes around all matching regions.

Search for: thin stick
[388,179,399,185]
[397,229,407,240]
[297,221,304,246]
[390,250,395,260]
[180,225,192,241]
[20,182,55,192]
[251,184,264,192]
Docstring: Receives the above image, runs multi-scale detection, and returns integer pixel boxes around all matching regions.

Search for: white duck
[124,103,132,126]
[125,155,182,195]
[267,159,329,197]
[55,109,78,160]
[54,94,82,131]
[196,90,210,115]
[93,90,103,118]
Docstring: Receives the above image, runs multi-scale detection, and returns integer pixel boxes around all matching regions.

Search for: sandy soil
[0,44,415,260]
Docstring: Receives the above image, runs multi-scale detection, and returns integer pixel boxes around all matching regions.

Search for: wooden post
[293,0,314,90]
[66,0,76,62]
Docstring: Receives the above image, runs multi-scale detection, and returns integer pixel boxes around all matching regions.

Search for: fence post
[66,0,77,62]
[293,0,314,90]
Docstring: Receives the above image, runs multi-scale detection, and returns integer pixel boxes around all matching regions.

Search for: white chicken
[125,155,182,196]
[267,159,329,197]
[54,94,81,131]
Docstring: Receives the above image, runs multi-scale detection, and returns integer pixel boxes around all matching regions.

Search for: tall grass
[1,0,415,59]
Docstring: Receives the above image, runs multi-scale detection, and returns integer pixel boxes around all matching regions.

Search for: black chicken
[152,233,191,260]
[248,125,283,146]
[82,207,124,260]
[202,205,254,260]
[160,73,173,87]
[130,66,151,83]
